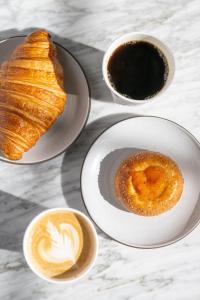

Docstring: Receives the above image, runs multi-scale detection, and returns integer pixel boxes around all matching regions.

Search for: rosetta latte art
[39,221,80,264]
[28,211,84,278]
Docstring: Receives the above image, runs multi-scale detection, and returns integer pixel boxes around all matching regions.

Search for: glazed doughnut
[115,151,184,216]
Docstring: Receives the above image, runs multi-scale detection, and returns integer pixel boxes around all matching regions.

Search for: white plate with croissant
[0,30,90,164]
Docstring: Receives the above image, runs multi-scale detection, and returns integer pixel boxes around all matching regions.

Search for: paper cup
[102,32,175,105]
[23,208,98,284]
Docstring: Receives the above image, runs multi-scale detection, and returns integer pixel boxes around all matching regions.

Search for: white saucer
[81,116,200,248]
[0,36,90,164]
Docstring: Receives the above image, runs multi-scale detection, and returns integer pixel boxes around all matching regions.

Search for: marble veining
[0,0,200,299]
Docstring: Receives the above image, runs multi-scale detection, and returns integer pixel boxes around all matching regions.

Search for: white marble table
[0,0,200,299]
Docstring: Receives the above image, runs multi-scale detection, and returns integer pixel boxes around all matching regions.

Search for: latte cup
[23,208,98,284]
[102,32,175,105]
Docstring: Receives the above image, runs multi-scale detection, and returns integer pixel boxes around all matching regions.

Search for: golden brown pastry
[115,151,184,216]
[0,30,67,160]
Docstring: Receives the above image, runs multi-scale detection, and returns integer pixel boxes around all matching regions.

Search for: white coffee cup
[102,32,175,105]
[23,208,98,284]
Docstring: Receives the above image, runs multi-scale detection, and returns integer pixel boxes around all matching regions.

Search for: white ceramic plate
[0,36,90,164]
[81,116,200,248]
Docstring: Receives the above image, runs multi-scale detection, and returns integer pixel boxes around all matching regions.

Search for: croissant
[0,30,67,160]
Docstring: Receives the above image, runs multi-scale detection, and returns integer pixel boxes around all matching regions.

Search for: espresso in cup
[103,33,175,105]
[107,41,168,100]
[23,209,98,283]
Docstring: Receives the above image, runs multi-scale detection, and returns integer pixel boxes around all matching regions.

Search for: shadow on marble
[61,113,139,237]
[0,190,46,252]
[98,147,145,211]
[0,27,113,103]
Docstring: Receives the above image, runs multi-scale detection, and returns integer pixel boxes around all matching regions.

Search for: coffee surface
[27,211,84,278]
[107,41,168,100]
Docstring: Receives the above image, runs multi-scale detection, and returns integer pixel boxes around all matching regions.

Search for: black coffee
[107,41,168,100]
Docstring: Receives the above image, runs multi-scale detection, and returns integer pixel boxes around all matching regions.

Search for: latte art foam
[39,222,80,264]
[27,211,84,278]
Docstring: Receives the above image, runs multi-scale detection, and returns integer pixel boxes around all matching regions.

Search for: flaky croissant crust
[0,30,67,160]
